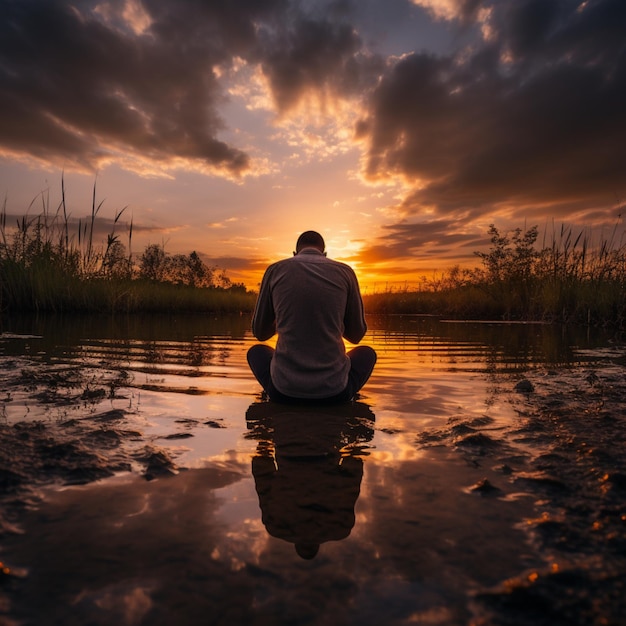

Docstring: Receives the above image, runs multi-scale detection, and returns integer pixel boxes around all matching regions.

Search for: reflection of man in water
[246,402,375,559]
[247,231,376,403]
[252,453,364,560]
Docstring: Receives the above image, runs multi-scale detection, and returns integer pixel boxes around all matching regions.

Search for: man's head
[295,231,325,254]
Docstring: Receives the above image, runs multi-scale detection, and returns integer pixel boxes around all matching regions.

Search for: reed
[0,180,256,314]
[114,281,255,314]
[3,182,624,325]
[363,223,626,327]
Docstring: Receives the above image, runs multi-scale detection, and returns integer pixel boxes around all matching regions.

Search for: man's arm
[343,270,367,344]
[252,268,277,341]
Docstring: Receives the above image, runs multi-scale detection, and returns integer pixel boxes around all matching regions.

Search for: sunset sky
[1,0,625,290]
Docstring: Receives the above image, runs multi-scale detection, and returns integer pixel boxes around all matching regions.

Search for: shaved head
[295,231,325,253]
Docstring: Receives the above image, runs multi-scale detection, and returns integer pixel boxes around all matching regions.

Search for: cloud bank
[353,0,626,263]
[0,0,375,177]
[361,0,626,214]
[1,0,625,276]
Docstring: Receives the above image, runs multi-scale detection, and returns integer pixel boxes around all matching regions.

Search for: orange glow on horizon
[232,255,480,294]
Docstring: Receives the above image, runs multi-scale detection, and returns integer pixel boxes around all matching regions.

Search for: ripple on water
[1,316,625,625]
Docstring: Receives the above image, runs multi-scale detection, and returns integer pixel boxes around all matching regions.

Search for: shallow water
[1,314,625,625]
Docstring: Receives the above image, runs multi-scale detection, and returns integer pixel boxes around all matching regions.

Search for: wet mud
[414,363,626,625]
[1,347,626,624]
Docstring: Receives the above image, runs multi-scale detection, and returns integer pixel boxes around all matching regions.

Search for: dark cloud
[1,210,154,244]
[256,15,375,111]
[0,0,376,174]
[355,219,485,264]
[448,0,484,23]
[3,0,625,274]
[359,0,626,221]
[0,0,259,173]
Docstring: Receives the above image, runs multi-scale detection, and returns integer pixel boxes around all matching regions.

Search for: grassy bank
[2,186,624,325]
[1,264,256,314]
[363,280,625,326]
[363,224,626,328]
[1,267,257,315]
[0,183,256,314]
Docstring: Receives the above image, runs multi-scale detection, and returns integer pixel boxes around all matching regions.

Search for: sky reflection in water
[0,314,619,625]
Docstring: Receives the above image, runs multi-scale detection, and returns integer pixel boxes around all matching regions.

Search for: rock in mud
[514,379,534,393]
[455,432,501,452]
[469,478,503,497]
[87,409,127,423]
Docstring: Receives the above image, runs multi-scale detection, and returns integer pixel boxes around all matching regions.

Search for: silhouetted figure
[247,231,376,403]
[246,401,375,558]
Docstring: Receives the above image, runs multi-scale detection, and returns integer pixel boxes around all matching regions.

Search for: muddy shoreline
[1,351,626,624]
[426,363,626,625]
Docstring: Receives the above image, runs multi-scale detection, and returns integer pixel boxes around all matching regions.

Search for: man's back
[252,248,367,399]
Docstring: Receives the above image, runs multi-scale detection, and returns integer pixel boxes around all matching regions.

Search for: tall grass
[364,223,626,327]
[0,181,256,314]
[3,184,624,326]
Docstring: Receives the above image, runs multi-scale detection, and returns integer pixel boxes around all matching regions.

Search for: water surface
[1,314,624,625]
